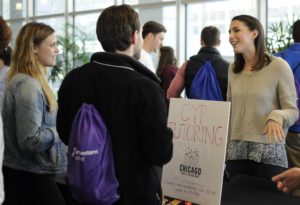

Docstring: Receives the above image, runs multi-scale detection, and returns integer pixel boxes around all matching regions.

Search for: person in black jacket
[167,26,229,100]
[56,4,173,205]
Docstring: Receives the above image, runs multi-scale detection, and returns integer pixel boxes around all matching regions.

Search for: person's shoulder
[7,74,42,101]
[270,56,289,67]
[274,44,299,56]
[268,56,291,73]
[164,65,178,74]
[10,73,40,89]
[139,49,149,61]
[219,57,230,65]
[131,74,158,86]
[212,56,230,68]
[127,75,161,96]
[62,63,91,83]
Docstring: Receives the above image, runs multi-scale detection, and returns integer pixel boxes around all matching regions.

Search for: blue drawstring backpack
[67,102,119,204]
[189,61,223,101]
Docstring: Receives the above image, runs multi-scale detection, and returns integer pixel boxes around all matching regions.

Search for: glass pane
[125,0,174,4]
[268,0,300,23]
[267,0,300,53]
[74,13,102,53]
[35,0,65,16]
[3,0,26,19]
[163,6,176,55]
[68,0,74,12]
[37,17,66,37]
[186,0,257,58]
[9,20,26,46]
[75,0,114,11]
[2,0,10,19]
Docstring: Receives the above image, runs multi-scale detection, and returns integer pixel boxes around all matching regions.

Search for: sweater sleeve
[226,64,234,102]
[267,58,299,128]
[167,61,188,100]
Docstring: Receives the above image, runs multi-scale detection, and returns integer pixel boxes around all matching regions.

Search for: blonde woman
[2,22,67,205]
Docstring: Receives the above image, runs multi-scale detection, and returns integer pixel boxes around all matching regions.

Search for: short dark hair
[0,46,11,66]
[96,4,140,52]
[0,16,12,52]
[142,21,166,39]
[292,19,300,43]
[201,26,220,47]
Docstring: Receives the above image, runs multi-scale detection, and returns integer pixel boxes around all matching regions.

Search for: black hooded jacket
[57,52,173,205]
[185,47,229,100]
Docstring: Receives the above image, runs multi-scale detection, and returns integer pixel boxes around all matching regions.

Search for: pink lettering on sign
[180,104,208,124]
[168,103,224,147]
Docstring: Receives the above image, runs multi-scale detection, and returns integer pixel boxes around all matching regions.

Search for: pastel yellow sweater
[227,57,299,144]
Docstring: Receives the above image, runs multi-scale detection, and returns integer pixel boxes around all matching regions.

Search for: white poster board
[162,98,231,205]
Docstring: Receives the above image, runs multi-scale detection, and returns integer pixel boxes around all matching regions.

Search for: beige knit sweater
[227,56,299,144]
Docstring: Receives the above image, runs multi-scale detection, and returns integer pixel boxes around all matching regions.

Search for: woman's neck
[243,52,257,71]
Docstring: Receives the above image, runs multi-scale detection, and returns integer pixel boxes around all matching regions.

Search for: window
[186,0,257,58]
[3,0,26,19]
[74,13,102,53]
[8,20,26,46]
[38,17,65,37]
[35,0,64,16]
[267,0,300,26]
[125,0,174,4]
[74,0,114,11]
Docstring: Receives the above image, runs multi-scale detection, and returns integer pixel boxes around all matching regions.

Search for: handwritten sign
[162,98,231,205]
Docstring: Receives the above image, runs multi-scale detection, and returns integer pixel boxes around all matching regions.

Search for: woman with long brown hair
[156,46,177,107]
[226,15,298,180]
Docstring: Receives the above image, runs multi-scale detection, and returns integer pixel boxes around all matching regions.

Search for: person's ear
[132,30,139,44]
[200,39,204,46]
[217,39,221,46]
[148,33,154,40]
[252,29,259,40]
[33,46,38,54]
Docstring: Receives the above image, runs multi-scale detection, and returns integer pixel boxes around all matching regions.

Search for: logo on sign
[179,147,201,178]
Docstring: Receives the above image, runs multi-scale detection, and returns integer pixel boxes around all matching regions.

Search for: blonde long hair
[7,22,57,111]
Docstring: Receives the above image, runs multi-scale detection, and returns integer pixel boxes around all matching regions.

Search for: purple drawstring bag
[67,103,119,205]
